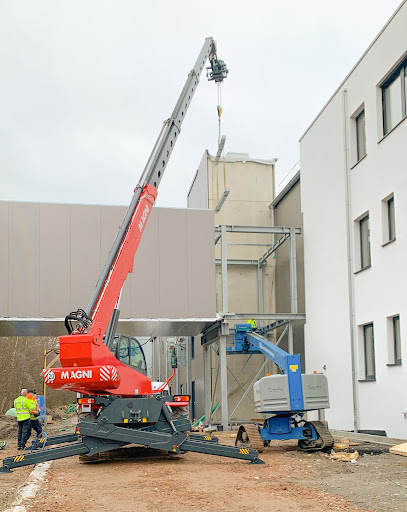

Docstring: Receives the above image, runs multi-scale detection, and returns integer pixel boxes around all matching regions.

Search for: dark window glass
[394,316,401,364]
[118,337,130,365]
[110,336,119,358]
[363,323,375,380]
[360,215,371,269]
[356,110,366,161]
[191,337,195,360]
[388,196,395,241]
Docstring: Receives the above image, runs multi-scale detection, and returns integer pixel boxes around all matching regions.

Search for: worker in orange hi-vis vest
[24,390,42,449]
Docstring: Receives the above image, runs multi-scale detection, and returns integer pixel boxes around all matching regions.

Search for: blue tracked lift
[229,324,334,452]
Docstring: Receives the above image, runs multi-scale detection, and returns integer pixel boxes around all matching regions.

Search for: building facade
[300,1,407,438]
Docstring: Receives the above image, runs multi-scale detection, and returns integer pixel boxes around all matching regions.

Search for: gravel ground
[1,429,406,512]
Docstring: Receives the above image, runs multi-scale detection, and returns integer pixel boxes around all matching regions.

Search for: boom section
[83,37,228,337]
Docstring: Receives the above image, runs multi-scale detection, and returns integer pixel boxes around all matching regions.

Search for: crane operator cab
[107,334,147,375]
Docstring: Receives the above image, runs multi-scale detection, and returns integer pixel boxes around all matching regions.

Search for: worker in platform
[247,318,257,331]
[14,388,30,450]
[26,390,42,443]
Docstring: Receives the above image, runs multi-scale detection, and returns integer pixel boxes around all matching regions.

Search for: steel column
[257,265,263,316]
[219,335,228,430]
[289,228,298,315]
[186,336,191,397]
[204,345,212,425]
[220,225,228,313]
[288,322,294,355]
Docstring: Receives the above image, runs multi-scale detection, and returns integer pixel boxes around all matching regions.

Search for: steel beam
[215,259,260,266]
[215,188,230,213]
[215,225,301,235]
[223,313,305,321]
[258,233,290,265]
[214,135,226,166]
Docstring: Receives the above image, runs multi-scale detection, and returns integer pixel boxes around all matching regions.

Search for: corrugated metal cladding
[0,201,216,336]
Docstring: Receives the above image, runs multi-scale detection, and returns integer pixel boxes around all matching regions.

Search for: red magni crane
[1,38,265,473]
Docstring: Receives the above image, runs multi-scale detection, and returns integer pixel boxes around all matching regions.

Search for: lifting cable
[217,82,223,145]
[216,83,227,192]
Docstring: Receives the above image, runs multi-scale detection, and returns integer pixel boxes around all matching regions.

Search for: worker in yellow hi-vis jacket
[14,389,30,450]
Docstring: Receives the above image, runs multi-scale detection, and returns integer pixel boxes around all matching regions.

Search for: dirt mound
[0,416,17,439]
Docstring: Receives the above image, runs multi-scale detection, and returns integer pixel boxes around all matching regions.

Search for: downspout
[342,88,360,432]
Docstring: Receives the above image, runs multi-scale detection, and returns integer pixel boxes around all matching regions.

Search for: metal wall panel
[186,209,216,317]
[39,203,71,317]
[100,205,132,318]
[70,205,101,311]
[131,208,160,318]
[9,202,40,317]
[0,201,216,334]
[157,208,188,318]
[0,203,9,316]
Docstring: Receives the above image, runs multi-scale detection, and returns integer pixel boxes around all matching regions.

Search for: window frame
[382,59,407,135]
[363,323,376,380]
[359,214,371,270]
[393,315,402,365]
[356,109,366,161]
[388,196,395,242]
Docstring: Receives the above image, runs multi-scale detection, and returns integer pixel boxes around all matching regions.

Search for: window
[381,194,396,245]
[360,215,371,269]
[382,59,407,135]
[393,316,402,364]
[129,338,146,372]
[191,337,195,360]
[118,337,130,365]
[363,323,375,380]
[388,196,395,241]
[356,110,366,160]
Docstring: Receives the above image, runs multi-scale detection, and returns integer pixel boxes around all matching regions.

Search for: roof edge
[269,170,300,208]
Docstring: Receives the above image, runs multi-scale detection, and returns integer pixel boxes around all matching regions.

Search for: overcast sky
[0,0,402,208]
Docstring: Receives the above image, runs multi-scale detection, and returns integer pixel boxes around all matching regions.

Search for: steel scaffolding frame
[203,225,305,430]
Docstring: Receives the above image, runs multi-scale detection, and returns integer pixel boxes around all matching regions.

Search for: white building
[300,0,407,438]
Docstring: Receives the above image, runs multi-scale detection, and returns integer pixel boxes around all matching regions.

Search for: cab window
[110,336,119,358]
[118,337,130,365]
[130,338,146,371]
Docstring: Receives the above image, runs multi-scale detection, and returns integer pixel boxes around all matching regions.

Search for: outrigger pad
[249,458,265,465]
